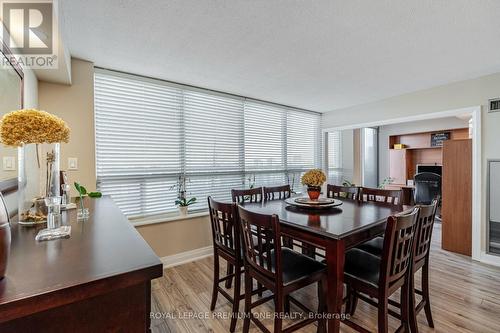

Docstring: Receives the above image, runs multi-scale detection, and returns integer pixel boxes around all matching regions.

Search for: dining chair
[263,185,292,201]
[231,187,263,204]
[262,184,295,249]
[208,197,244,332]
[359,187,402,206]
[343,208,420,333]
[237,205,328,333]
[355,200,438,333]
[326,185,359,200]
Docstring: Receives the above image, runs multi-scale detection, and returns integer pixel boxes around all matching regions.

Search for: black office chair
[414,172,441,205]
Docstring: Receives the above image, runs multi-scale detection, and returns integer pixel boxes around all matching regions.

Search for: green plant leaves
[74,182,87,195]
[175,197,197,206]
[74,182,102,198]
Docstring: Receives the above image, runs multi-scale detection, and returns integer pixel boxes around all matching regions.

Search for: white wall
[378,117,470,181]
[322,71,500,259]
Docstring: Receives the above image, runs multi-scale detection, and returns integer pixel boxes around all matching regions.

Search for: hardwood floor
[151,225,500,332]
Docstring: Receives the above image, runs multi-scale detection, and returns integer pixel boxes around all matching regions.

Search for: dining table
[241,198,405,333]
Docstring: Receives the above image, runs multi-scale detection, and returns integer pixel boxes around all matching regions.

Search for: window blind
[327,131,344,185]
[94,71,183,217]
[183,90,245,210]
[94,69,322,218]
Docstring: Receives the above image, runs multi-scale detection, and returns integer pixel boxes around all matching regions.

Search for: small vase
[179,206,188,216]
[307,186,321,200]
[18,143,60,224]
[0,223,11,279]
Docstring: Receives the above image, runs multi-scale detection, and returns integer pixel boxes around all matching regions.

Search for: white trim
[479,253,500,267]
[322,106,485,263]
[322,106,478,132]
[471,107,482,260]
[160,246,213,269]
[131,211,209,227]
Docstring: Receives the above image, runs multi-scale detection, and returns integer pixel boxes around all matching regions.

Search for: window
[95,69,321,218]
[327,131,343,185]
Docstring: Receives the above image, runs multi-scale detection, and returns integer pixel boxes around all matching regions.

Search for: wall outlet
[2,156,15,171]
[68,157,78,170]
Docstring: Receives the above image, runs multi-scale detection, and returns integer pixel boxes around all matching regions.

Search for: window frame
[94,68,322,219]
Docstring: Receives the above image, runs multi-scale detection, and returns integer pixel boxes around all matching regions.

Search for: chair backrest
[237,205,282,284]
[263,185,291,201]
[0,193,9,223]
[414,172,441,205]
[208,197,240,258]
[360,187,402,206]
[326,185,359,200]
[231,187,263,204]
[380,208,419,286]
[413,199,439,266]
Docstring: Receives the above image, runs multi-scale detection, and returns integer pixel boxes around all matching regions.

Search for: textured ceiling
[60,0,500,112]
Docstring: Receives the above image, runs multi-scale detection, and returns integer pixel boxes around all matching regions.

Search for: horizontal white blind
[327,131,344,185]
[287,110,321,170]
[94,69,322,218]
[95,71,184,217]
[244,101,285,171]
[183,91,244,210]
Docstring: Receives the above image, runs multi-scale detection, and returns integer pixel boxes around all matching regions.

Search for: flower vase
[18,143,60,225]
[307,186,321,200]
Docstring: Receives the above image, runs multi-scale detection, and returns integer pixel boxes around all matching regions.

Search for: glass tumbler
[44,196,62,229]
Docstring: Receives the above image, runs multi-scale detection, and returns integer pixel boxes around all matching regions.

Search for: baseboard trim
[160,246,213,269]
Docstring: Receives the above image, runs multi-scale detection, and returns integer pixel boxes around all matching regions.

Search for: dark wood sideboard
[0,196,163,332]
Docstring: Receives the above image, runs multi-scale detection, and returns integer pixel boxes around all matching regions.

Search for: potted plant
[0,109,70,225]
[74,182,102,219]
[172,175,196,216]
[301,169,327,200]
[378,177,395,189]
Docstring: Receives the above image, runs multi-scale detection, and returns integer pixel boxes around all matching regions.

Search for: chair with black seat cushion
[414,172,441,205]
[232,187,263,204]
[263,185,295,251]
[354,200,438,332]
[208,197,244,332]
[263,185,292,201]
[326,185,359,200]
[359,187,402,206]
[238,205,328,333]
[343,208,419,333]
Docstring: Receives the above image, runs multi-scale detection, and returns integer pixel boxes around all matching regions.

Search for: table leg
[326,239,345,333]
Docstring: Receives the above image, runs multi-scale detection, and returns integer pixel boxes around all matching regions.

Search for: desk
[0,196,163,332]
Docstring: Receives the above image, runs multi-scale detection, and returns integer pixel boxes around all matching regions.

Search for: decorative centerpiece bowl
[301,169,327,201]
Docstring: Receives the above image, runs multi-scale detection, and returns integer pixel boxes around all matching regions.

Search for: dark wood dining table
[241,198,404,333]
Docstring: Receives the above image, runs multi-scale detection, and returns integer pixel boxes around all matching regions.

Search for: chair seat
[271,248,326,285]
[344,248,381,287]
[356,236,384,257]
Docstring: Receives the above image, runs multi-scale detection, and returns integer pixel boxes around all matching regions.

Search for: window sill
[131,211,209,227]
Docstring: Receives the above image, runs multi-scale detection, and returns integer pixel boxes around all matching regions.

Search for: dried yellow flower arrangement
[0,109,70,146]
[300,169,327,187]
